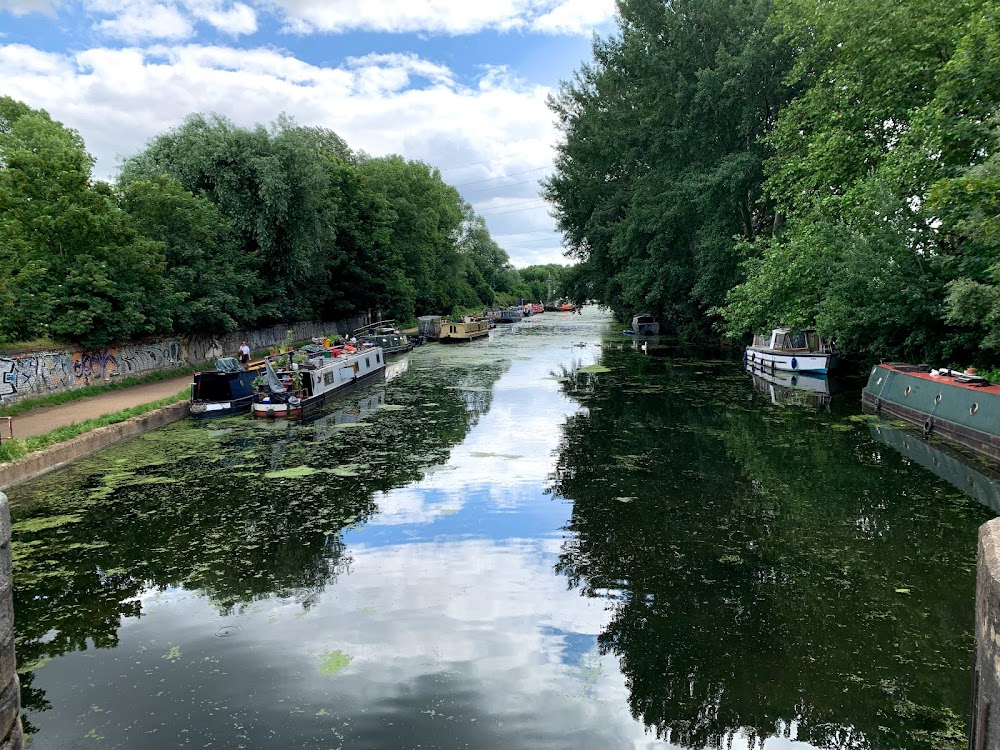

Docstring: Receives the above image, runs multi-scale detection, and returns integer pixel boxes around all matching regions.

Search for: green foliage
[0,97,172,347]
[545,0,793,333]
[1,100,564,348]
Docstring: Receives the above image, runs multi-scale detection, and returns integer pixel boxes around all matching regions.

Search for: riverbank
[0,400,190,490]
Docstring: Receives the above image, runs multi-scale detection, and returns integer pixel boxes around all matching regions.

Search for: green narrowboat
[862,363,1000,462]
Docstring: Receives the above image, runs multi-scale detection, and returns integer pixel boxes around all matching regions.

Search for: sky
[0,0,619,268]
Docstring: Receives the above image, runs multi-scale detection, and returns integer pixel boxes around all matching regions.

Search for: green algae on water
[318,649,352,676]
[578,365,611,374]
[12,514,82,533]
[264,466,320,479]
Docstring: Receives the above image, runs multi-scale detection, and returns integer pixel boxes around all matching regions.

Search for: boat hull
[745,347,838,374]
[439,331,489,343]
[191,394,255,419]
[862,364,1000,463]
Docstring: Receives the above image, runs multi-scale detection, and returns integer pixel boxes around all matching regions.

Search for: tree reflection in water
[550,349,989,750]
[7,355,507,734]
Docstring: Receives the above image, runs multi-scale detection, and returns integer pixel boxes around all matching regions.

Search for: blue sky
[0,0,618,266]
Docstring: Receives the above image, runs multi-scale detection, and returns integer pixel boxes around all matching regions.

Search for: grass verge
[0,367,195,418]
[0,389,189,464]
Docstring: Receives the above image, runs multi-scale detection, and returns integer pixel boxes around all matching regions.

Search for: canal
[6,307,993,749]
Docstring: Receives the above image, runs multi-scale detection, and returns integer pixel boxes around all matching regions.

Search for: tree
[0,97,171,347]
[545,0,793,333]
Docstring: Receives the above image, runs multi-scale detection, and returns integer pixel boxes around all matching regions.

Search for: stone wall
[0,492,22,749]
[0,317,368,406]
[972,518,1000,750]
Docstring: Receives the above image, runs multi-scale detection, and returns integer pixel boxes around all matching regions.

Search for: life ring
[923,416,933,435]
[791,357,798,370]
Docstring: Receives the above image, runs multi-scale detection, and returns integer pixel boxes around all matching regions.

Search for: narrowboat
[529,303,545,315]
[496,307,524,324]
[190,357,263,419]
[417,315,442,342]
[863,363,1000,462]
[252,345,385,420]
[354,320,414,355]
[631,314,660,335]
[439,319,490,343]
[745,327,840,374]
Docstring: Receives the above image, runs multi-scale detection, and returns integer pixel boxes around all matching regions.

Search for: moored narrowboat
[417,315,442,341]
[745,327,840,374]
[190,357,263,419]
[354,320,414,355]
[631,314,660,335]
[863,363,1000,462]
[252,346,385,420]
[439,319,490,343]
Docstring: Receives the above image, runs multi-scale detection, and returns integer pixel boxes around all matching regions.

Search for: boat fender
[874,396,881,412]
[923,416,933,435]
[288,396,301,406]
[190,402,207,415]
[791,357,798,370]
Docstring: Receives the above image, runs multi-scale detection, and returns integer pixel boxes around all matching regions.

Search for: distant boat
[863,363,1000,463]
[190,357,263,419]
[745,327,840,374]
[439,318,490,343]
[631,314,660,335]
[417,315,442,342]
[252,345,385,419]
[529,303,544,314]
[354,320,414,355]
[558,302,576,312]
[496,308,523,324]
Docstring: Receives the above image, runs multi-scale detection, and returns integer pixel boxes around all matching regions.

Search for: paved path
[8,374,192,439]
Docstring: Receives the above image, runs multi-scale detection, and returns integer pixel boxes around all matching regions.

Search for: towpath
[6,374,192,439]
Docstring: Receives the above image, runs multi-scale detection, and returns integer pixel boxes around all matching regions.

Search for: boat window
[904,386,911,396]
[784,331,807,349]
[972,403,979,415]
[366,357,370,367]
[934,393,942,404]
[324,372,335,385]
[376,353,381,363]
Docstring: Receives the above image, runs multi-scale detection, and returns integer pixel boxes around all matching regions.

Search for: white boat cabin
[752,328,835,354]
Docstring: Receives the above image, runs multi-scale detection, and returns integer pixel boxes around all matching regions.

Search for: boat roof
[877,363,1000,394]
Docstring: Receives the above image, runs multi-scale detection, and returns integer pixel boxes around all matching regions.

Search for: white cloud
[185,0,257,35]
[0,41,565,265]
[532,0,616,34]
[0,0,59,14]
[261,0,612,36]
[93,2,195,42]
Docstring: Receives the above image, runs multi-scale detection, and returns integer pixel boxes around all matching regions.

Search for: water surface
[7,308,993,749]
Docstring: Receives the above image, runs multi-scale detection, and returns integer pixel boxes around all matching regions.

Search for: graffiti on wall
[0,352,75,403]
[0,319,368,405]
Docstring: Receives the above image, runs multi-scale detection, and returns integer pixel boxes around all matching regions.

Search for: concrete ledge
[0,401,189,490]
[972,518,1000,750]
